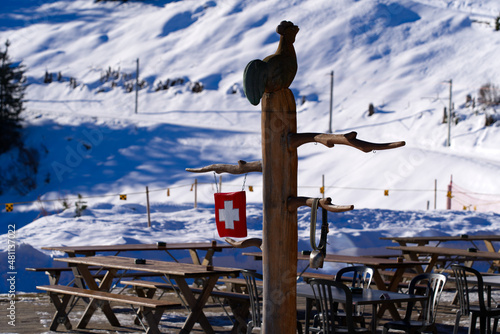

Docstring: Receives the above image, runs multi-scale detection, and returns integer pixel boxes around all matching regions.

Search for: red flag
[214,191,247,238]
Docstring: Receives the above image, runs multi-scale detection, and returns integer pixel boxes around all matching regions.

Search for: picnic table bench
[26,266,164,285]
[42,255,242,334]
[120,279,251,333]
[33,241,233,287]
[381,235,500,248]
[387,245,500,273]
[42,241,232,264]
[120,279,250,302]
[382,235,500,272]
[37,284,180,333]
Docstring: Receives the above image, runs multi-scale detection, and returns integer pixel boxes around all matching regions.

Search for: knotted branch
[288,131,406,152]
[186,160,262,174]
[288,196,354,213]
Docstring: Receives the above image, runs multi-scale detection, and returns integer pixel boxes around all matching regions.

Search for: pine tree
[0,40,26,154]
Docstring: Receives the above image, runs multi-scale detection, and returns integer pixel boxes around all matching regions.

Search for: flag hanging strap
[213,172,219,193]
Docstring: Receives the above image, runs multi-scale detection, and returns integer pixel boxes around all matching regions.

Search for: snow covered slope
[0,0,498,214]
[0,0,500,293]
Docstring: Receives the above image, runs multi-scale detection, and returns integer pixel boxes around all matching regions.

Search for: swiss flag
[214,191,247,238]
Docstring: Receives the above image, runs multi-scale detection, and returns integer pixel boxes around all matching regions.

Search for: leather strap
[310,198,328,253]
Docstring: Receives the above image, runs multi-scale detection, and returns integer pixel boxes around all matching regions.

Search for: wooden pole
[185,20,405,334]
[446,175,453,210]
[446,79,452,146]
[322,174,325,199]
[194,178,198,208]
[434,179,437,210]
[261,88,297,333]
[328,70,334,133]
[145,186,151,227]
[135,58,139,114]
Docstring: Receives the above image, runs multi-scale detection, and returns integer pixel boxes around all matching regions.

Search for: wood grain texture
[261,87,298,333]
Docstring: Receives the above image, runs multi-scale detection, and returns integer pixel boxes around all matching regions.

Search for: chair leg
[296,320,303,334]
[493,317,499,334]
[469,313,477,334]
[454,311,462,334]
[479,316,486,334]
[247,321,254,334]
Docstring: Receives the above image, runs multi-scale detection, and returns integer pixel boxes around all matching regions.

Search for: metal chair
[451,264,500,334]
[382,273,447,334]
[309,278,371,333]
[335,266,374,327]
[336,266,374,289]
[242,270,303,334]
[242,270,263,334]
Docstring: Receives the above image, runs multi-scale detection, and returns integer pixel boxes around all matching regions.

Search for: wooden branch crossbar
[225,237,263,250]
[288,131,406,152]
[287,196,354,213]
[185,160,262,174]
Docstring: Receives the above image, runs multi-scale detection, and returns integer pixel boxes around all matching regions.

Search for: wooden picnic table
[243,251,425,320]
[381,235,500,252]
[37,241,233,286]
[42,241,232,265]
[53,255,242,334]
[387,245,500,273]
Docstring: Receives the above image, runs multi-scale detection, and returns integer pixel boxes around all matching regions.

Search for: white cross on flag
[214,191,247,238]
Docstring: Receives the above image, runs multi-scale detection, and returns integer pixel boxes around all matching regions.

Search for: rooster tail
[243,59,268,106]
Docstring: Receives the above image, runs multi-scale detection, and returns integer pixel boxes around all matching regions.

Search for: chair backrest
[309,278,361,334]
[451,264,486,314]
[335,265,374,289]
[242,270,263,329]
[405,273,447,325]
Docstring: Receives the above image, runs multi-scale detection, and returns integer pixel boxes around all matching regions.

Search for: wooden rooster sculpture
[243,21,299,105]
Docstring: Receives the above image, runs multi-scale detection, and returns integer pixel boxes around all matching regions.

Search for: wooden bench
[27,266,101,285]
[27,266,164,285]
[120,279,250,301]
[120,279,251,332]
[218,277,264,294]
[300,272,336,282]
[37,284,180,333]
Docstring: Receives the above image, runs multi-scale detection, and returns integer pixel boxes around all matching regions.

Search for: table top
[55,255,242,278]
[387,245,500,260]
[43,241,232,254]
[243,252,424,268]
[482,275,500,286]
[296,284,427,305]
[381,235,500,243]
[447,274,500,287]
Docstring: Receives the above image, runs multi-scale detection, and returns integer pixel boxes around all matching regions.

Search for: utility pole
[328,70,334,133]
[135,58,139,114]
[446,79,452,147]
[434,179,437,210]
[146,186,151,227]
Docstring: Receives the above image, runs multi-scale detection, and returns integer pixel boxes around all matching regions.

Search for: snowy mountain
[1,0,500,293]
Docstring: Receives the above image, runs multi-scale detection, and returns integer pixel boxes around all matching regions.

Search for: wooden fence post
[194,178,198,208]
[146,186,151,227]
